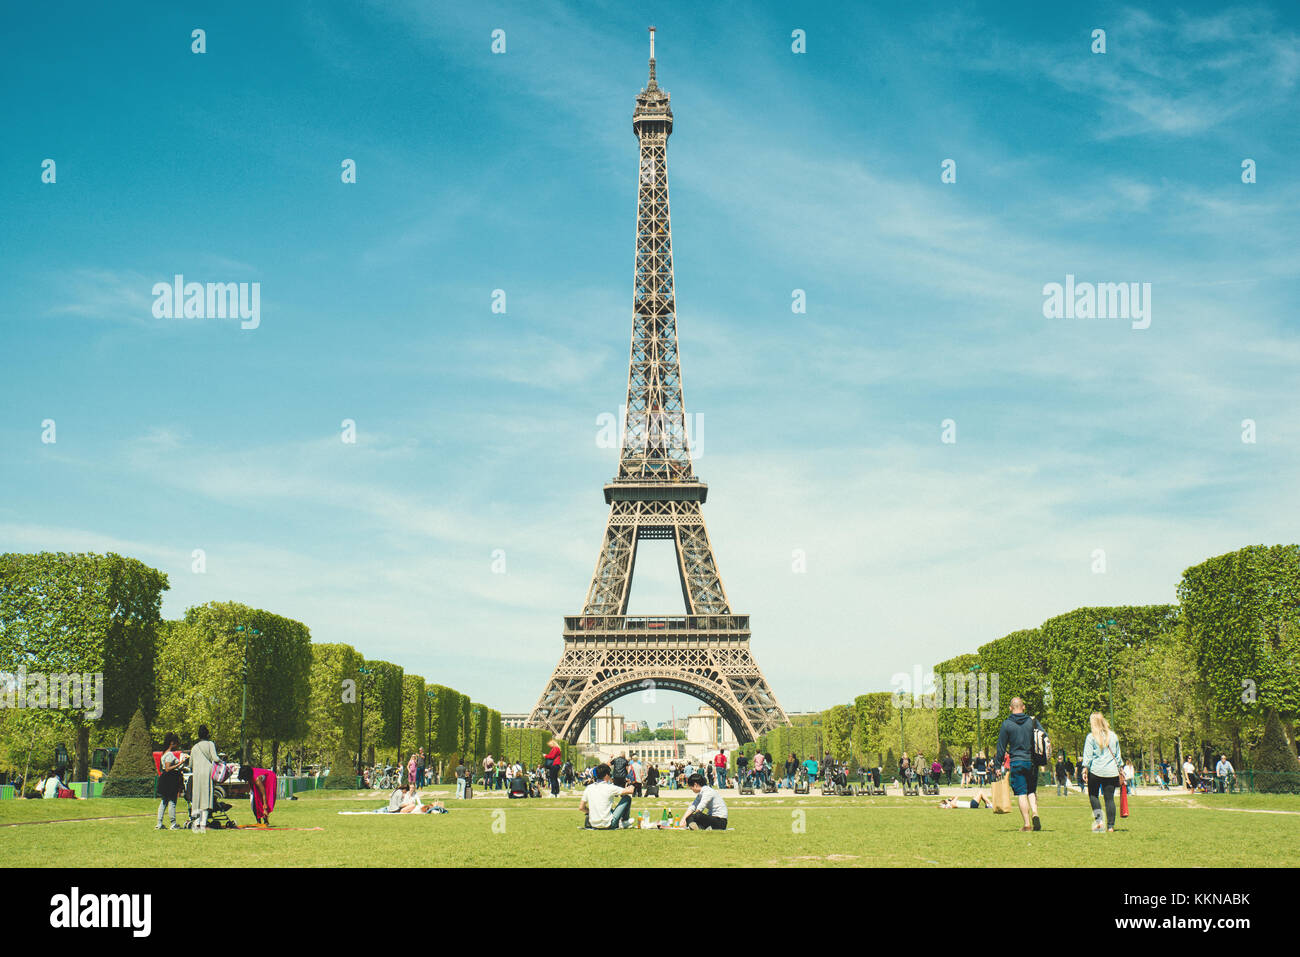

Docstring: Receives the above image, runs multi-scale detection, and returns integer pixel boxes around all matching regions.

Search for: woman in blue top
[1081,712,1122,832]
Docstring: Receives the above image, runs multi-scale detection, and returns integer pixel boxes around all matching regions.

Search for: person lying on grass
[938,792,992,809]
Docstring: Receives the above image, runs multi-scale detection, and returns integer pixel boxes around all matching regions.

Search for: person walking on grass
[1081,712,1122,832]
[994,696,1045,832]
[1055,752,1071,796]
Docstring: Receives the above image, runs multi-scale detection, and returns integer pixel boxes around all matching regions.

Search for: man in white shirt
[580,763,635,829]
[683,772,728,830]
[1214,755,1235,793]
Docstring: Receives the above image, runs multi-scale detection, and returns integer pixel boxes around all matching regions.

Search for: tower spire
[648,25,657,86]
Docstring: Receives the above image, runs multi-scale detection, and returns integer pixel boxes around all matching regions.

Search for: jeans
[607,795,632,828]
[456,778,466,799]
[156,799,177,827]
[548,766,560,796]
[784,774,795,789]
[715,768,726,788]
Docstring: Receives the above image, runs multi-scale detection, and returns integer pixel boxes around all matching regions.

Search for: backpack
[1031,719,1051,767]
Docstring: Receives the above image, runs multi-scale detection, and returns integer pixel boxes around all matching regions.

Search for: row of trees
[733,546,1300,791]
[0,552,508,785]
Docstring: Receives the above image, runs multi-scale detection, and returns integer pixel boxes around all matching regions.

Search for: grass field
[4,786,1297,867]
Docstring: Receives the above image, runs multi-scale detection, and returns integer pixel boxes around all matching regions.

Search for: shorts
[1009,761,1038,796]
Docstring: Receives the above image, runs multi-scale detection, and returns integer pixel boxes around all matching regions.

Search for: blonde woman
[543,739,563,797]
[1080,712,1122,832]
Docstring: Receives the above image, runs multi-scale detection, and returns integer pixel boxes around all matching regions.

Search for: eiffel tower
[529,28,789,745]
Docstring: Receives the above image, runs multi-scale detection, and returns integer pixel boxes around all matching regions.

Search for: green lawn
[3,787,1297,867]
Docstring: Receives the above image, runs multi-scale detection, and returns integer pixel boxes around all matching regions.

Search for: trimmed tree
[1253,710,1300,794]
[104,706,155,797]
[0,552,168,780]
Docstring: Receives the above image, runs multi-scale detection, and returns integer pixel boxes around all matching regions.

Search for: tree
[361,660,403,763]
[400,673,427,760]
[109,707,154,777]
[1041,606,1178,739]
[978,628,1048,724]
[155,602,313,760]
[1252,710,1300,794]
[852,693,894,764]
[306,643,363,766]
[822,704,853,761]
[0,552,169,780]
[104,706,155,797]
[1179,546,1300,729]
[933,653,980,752]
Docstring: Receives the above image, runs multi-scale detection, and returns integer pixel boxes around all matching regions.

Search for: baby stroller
[182,763,238,829]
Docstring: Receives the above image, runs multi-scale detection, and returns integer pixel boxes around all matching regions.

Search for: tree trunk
[75,724,90,783]
[272,739,279,773]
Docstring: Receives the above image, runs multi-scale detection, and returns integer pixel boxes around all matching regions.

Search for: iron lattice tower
[529,29,789,744]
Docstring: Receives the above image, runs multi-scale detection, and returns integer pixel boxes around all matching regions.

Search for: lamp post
[970,664,983,755]
[1095,619,1118,728]
[234,625,261,767]
[425,690,436,779]
[356,665,373,777]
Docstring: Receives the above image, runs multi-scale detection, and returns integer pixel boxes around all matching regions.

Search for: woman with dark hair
[155,731,186,830]
[188,726,219,832]
[243,760,277,826]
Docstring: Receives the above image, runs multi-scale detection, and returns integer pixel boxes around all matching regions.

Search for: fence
[0,780,104,800]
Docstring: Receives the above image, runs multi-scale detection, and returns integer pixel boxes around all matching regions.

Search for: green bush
[103,776,156,798]
[324,746,360,788]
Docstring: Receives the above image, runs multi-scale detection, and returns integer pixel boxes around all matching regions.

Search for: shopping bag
[1119,776,1129,818]
[991,776,1013,813]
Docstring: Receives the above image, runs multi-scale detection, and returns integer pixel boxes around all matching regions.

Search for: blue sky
[2,1,1298,727]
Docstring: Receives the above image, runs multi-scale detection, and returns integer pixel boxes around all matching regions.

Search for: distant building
[577,704,737,764]
[501,713,531,729]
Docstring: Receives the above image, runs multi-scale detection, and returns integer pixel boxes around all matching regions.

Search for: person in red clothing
[713,748,728,789]
[243,763,277,825]
[544,739,563,798]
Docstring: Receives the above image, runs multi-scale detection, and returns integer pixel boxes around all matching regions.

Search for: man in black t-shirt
[611,752,630,787]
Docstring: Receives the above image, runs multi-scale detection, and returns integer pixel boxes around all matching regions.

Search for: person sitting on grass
[388,783,409,812]
[580,763,634,829]
[683,772,729,830]
[398,786,446,814]
[939,792,991,809]
[508,768,531,799]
